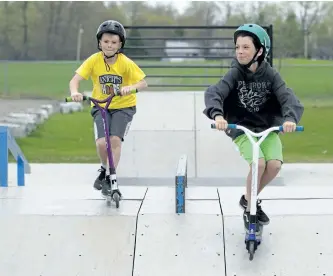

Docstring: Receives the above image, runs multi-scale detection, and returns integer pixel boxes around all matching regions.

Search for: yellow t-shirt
[75,52,146,109]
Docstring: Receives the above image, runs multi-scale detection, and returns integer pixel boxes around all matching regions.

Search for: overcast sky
[145,0,287,15]
[112,0,325,21]
[146,0,190,14]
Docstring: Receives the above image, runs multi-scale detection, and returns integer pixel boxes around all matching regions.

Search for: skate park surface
[2,92,333,276]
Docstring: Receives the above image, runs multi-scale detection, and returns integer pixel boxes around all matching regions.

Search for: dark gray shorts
[90,106,136,141]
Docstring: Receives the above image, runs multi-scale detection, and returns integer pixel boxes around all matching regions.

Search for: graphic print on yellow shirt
[75,52,146,109]
[99,74,122,96]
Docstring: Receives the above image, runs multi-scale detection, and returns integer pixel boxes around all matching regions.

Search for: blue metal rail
[0,126,31,187]
[175,154,188,214]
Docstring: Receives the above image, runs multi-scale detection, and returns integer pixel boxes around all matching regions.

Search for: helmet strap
[102,51,120,72]
[97,41,120,59]
[245,48,261,68]
[103,52,117,59]
[97,40,121,72]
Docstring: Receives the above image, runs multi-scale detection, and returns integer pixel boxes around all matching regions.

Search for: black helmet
[96,20,126,49]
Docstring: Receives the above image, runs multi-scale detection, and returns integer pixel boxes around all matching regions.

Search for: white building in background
[162,40,234,62]
[162,41,204,62]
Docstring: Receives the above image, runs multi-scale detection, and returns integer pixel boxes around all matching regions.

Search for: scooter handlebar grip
[65,96,88,102]
[210,123,237,129]
[279,126,304,132]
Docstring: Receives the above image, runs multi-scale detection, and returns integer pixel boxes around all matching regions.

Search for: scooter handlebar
[279,125,304,132]
[211,123,304,132]
[65,96,88,102]
[64,89,138,102]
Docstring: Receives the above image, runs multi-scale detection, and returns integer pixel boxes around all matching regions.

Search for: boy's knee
[266,160,282,175]
[96,136,122,150]
[250,158,266,171]
[110,136,121,148]
[258,158,266,171]
[96,138,106,150]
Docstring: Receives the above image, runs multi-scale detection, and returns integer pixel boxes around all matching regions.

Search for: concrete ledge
[0,122,29,138]
[59,102,83,114]
[8,112,39,123]
[26,108,49,123]
[2,116,36,134]
[0,100,83,138]
[8,163,333,188]
[40,104,55,115]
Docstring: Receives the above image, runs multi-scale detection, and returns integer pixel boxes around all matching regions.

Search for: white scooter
[211,123,304,260]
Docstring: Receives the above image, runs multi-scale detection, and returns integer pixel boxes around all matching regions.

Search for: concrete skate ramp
[2,180,333,276]
[75,91,332,187]
[0,184,147,276]
[81,91,244,179]
[133,187,226,276]
[0,182,228,276]
[117,91,251,181]
[7,162,333,190]
[0,216,136,276]
[218,186,333,276]
[2,91,333,276]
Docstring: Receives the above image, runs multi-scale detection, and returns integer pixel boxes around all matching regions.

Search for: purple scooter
[65,88,138,207]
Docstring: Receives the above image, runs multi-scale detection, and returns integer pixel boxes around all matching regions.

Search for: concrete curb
[0,100,83,138]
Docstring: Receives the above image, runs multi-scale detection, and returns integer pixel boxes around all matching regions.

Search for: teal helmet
[234,23,271,60]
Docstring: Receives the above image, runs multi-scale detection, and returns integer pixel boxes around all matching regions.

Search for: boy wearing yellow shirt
[69,20,148,197]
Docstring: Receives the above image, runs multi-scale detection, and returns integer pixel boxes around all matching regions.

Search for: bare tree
[21,1,29,59]
[46,2,55,58]
[296,1,326,58]
[217,1,233,24]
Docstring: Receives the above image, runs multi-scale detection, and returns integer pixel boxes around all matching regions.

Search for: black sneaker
[239,194,247,209]
[239,195,270,225]
[101,175,111,197]
[256,200,270,225]
[94,166,106,190]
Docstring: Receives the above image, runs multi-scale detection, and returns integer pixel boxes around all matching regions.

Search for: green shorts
[234,132,283,164]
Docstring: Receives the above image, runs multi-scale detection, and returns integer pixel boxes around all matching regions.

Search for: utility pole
[76,24,84,61]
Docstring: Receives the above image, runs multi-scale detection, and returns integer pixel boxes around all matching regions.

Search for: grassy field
[10,102,333,164]
[13,106,98,163]
[0,58,333,100]
[3,58,333,163]
[280,105,333,162]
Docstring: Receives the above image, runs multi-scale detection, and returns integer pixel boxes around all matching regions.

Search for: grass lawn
[10,101,333,164]
[0,58,332,100]
[3,58,333,164]
[12,106,99,163]
[280,105,333,162]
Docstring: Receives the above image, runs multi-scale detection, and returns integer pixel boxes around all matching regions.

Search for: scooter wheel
[248,241,255,261]
[113,193,120,208]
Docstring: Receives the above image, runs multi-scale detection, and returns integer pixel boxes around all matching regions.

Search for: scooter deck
[245,224,264,243]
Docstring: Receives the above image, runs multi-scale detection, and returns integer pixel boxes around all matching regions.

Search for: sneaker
[101,175,111,197]
[94,166,106,190]
[239,195,270,225]
[239,194,247,209]
[256,200,270,225]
